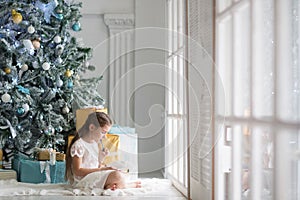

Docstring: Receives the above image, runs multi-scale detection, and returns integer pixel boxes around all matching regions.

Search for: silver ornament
[42,62,51,70]
[23,39,34,51]
[27,25,35,34]
[32,61,39,69]
[56,79,63,87]
[1,93,11,103]
[54,35,62,44]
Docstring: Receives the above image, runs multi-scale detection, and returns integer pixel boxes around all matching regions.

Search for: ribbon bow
[35,0,59,23]
[40,161,51,183]
[16,85,30,95]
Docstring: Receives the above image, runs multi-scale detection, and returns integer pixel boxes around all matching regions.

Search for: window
[165,0,188,195]
[215,0,300,199]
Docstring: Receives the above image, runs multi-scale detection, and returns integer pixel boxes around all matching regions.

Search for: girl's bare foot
[105,180,142,190]
[126,180,142,188]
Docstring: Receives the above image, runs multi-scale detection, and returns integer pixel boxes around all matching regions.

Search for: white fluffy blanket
[0,178,181,197]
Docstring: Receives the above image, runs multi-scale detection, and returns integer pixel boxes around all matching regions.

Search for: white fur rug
[0,178,182,197]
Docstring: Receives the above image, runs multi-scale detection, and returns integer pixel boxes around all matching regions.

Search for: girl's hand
[103,147,109,156]
[101,166,118,171]
[99,147,109,161]
[99,161,107,168]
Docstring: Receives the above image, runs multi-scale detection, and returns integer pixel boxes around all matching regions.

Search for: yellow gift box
[102,134,119,165]
[76,107,108,131]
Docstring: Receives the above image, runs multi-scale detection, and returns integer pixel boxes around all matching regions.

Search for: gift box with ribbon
[12,153,66,184]
[37,149,66,161]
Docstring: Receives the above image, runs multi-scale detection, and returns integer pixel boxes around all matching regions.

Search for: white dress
[70,138,113,189]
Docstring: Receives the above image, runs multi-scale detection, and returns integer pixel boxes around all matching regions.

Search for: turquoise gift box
[12,153,66,184]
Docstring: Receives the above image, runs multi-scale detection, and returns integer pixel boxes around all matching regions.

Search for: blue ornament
[17,107,25,116]
[67,80,73,88]
[72,22,81,31]
[54,13,64,20]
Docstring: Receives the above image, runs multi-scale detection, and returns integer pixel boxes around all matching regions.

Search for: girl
[65,112,141,190]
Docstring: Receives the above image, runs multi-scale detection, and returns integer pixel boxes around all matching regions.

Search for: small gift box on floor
[0,169,17,180]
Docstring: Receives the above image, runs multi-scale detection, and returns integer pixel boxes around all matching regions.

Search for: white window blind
[188,0,214,188]
[187,0,214,199]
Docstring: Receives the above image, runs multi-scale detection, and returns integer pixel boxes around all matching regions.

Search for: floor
[0,168,187,200]
[138,170,165,179]
[0,186,186,200]
[0,171,187,200]
[1,196,187,200]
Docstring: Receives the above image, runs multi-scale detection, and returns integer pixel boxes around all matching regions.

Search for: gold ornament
[64,69,72,77]
[32,39,41,49]
[12,9,23,24]
[4,67,11,74]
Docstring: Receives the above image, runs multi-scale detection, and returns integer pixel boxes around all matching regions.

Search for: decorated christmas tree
[0,0,104,158]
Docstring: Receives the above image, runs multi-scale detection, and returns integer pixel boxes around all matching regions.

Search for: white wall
[134,0,167,174]
[74,0,167,175]
[80,0,135,14]
[73,0,135,105]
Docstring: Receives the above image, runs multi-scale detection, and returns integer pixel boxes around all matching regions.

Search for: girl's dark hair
[65,112,112,183]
